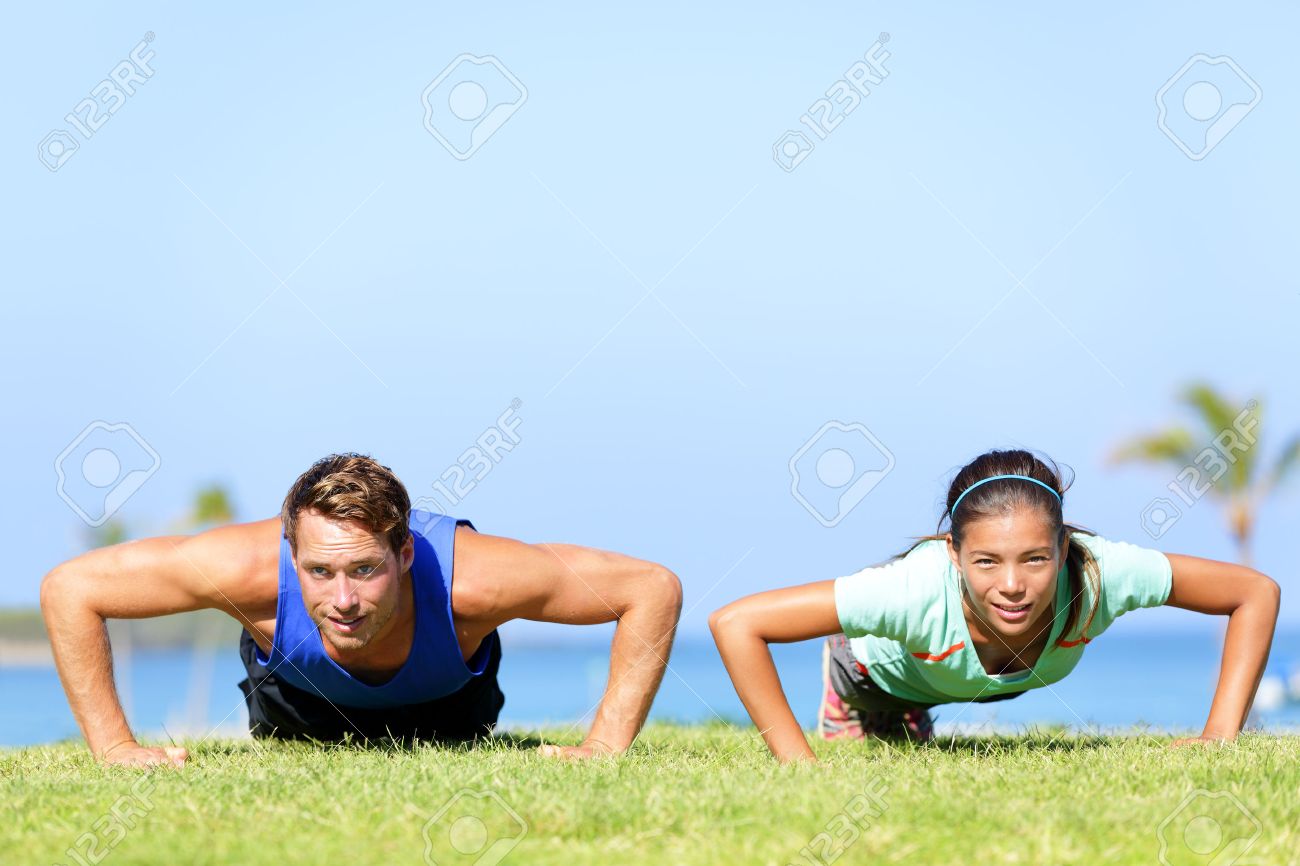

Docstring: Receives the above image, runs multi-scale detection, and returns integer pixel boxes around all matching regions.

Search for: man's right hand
[100,741,189,768]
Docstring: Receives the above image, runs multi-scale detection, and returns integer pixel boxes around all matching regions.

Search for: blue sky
[6,3,1297,638]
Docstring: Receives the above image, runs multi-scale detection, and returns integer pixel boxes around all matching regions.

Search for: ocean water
[5,630,1299,749]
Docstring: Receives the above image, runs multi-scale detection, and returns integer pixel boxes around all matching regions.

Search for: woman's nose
[1000,569,1026,595]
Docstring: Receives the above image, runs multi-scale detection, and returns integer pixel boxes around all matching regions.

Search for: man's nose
[333,575,359,609]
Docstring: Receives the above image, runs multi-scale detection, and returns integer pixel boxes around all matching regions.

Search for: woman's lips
[991,602,1031,623]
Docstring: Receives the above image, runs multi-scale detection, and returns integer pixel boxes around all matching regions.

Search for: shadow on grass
[925,733,1118,755]
[208,729,551,757]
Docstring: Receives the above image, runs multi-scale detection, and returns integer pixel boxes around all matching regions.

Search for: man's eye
[356,565,374,575]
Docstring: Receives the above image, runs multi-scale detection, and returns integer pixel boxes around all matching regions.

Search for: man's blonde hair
[281,453,411,556]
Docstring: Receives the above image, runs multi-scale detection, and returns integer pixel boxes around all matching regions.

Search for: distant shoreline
[0,639,53,667]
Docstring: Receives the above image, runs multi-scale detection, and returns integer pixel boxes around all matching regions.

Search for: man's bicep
[49,526,259,618]
[456,531,642,626]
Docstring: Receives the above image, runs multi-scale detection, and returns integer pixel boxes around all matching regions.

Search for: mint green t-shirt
[832,533,1173,705]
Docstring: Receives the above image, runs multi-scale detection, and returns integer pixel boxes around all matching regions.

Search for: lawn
[6,724,1297,866]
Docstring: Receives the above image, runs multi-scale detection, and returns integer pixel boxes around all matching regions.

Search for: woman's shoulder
[1066,528,1173,625]
[843,538,952,595]
[833,537,954,642]
[1068,530,1170,576]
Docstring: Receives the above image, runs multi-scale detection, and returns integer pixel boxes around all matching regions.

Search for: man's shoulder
[180,516,283,616]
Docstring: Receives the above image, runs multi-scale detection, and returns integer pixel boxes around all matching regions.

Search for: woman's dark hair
[891,448,1101,642]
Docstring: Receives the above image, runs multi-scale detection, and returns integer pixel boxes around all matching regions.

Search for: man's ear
[401,534,415,572]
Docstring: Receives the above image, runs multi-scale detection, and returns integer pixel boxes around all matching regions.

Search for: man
[40,453,682,767]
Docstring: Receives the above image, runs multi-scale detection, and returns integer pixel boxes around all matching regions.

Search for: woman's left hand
[537,739,621,760]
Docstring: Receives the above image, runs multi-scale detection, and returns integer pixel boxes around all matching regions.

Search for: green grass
[5,724,1297,865]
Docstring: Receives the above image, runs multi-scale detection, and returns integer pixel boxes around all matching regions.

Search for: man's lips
[326,614,366,633]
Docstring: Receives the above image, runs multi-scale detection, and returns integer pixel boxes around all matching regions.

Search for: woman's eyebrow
[969,547,1053,557]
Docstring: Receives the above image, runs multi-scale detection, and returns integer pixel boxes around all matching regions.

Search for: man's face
[946,508,1065,643]
[293,508,413,654]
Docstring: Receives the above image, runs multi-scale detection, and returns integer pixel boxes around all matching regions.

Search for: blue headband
[950,474,1061,517]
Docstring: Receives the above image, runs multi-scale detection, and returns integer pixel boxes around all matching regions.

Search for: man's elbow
[39,567,69,618]
[646,564,683,616]
[40,565,99,623]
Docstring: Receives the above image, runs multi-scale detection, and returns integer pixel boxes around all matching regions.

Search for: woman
[709,449,1280,763]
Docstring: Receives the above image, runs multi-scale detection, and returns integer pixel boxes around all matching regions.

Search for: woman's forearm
[711,618,816,763]
[1201,579,1281,738]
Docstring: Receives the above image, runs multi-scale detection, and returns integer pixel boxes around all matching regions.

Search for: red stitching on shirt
[911,640,965,662]
[1055,635,1091,648]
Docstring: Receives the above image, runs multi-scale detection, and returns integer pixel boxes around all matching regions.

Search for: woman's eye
[975,558,993,566]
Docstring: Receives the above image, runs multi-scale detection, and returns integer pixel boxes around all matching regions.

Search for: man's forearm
[41,570,136,757]
[584,577,681,751]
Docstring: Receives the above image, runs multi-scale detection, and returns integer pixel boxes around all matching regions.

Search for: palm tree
[83,518,129,550]
[1107,381,1299,569]
[178,483,237,532]
[176,483,237,733]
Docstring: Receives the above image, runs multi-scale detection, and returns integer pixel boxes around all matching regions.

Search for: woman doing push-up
[710,449,1280,763]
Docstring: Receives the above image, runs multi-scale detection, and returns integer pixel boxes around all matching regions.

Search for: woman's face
[945,508,1065,642]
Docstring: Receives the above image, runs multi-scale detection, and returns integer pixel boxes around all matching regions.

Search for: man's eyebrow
[302,555,385,567]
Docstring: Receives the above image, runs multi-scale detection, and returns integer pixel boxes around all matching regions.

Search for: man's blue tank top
[253,508,497,708]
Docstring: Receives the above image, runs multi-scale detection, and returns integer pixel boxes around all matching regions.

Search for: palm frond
[191,484,236,527]
[1181,383,1260,493]
[1107,428,1198,469]
[1179,381,1240,435]
[1262,431,1300,496]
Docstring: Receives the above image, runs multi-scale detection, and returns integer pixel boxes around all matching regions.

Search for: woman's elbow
[1256,573,1281,611]
[709,601,749,640]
